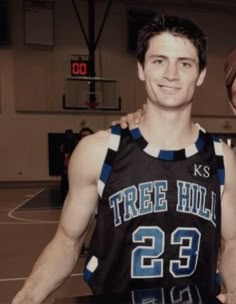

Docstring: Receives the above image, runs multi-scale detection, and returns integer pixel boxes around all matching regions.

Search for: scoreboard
[70,58,89,77]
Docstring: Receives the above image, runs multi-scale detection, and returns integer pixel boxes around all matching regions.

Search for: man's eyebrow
[178,57,198,63]
[147,55,198,63]
[148,55,167,59]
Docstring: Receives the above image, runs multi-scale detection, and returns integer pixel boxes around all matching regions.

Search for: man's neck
[139,104,197,150]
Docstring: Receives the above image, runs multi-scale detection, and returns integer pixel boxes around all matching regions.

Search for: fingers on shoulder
[125,112,141,129]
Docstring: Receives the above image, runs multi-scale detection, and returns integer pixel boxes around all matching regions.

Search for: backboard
[63,77,121,111]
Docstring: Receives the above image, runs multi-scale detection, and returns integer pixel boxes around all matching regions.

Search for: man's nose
[163,63,179,80]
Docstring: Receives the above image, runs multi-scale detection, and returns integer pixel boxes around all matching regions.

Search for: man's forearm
[12,233,81,304]
[219,239,236,293]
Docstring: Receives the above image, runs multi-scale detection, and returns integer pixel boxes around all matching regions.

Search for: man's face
[138,32,206,110]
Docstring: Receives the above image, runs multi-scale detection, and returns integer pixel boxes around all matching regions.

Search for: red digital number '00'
[71,61,88,76]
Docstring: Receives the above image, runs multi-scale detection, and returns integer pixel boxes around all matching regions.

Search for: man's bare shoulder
[69,129,111,179]
[221,141,236,186]
[76,129,110,152]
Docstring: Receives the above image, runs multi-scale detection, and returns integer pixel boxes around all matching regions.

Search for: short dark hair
[137,15,207,71]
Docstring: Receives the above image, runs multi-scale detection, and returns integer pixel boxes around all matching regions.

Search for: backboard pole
[71,0,113,109]
[88,0,96,105]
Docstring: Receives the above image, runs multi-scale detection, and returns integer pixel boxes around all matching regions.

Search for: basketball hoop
[84,91,101,109]
[85,101,100,109]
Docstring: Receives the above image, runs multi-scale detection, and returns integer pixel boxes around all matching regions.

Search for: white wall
[0,0,236,181]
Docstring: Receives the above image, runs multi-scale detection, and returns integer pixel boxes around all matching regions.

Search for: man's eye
[181,62,192,68]
[153,59,164,64]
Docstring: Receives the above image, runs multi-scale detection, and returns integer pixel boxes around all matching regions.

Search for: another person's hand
[111,104,146,129]
[217,292,236,303]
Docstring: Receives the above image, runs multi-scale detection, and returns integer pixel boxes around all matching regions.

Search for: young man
[12,15,236,304]
[225,48,236,113]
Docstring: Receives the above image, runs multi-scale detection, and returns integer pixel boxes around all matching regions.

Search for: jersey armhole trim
[211,135,225,197]
[97,125,122,197]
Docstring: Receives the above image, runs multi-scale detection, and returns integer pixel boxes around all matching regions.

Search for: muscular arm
[12,131,109,304]
[218,143,236,303]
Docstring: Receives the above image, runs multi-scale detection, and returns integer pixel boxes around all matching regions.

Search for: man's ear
[137,62,145,81]
[196,67,206,87]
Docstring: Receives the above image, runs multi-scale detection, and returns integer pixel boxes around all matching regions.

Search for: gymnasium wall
[0,0,236,182]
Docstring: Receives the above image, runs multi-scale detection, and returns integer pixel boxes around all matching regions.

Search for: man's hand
[111,104,146,129]
[217,292,236,303]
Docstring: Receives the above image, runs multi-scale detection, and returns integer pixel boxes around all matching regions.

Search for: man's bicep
[59,141,99,242]
[221,145,236,241]
[60,184,98,241]
[221,189,236,241]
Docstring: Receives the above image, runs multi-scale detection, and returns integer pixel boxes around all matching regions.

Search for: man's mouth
[158,85,181,92]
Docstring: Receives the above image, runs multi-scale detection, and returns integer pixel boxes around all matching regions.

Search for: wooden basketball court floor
[0,186,92,303]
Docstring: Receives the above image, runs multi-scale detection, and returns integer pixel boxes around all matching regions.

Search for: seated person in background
[78,127,94,139]
[12,15,236,304]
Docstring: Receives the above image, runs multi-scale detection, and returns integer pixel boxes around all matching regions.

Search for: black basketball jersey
[83,124,224,295]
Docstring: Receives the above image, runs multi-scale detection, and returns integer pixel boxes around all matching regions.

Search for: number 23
[131,226,201,278]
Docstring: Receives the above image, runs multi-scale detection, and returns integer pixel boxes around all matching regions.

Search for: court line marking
[0,208,60,212]
[0,273,83,282]
[7,188,60,224]
[0,221,59,225]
